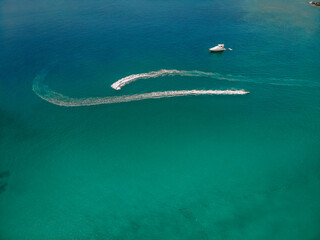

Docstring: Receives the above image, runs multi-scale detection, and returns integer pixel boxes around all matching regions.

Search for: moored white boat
[209,44,226,52]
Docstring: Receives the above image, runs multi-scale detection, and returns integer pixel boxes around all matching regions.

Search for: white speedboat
[209,44,226,52]
[309,1,320,6]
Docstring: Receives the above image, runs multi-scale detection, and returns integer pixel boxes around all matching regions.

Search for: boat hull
[209,48,226,52]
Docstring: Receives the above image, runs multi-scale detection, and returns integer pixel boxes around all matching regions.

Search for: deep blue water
[1,0,320,239]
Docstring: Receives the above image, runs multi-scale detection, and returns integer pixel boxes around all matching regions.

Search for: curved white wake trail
[111,69,318,90]
[32,72,249,107]
[111,69,236,90]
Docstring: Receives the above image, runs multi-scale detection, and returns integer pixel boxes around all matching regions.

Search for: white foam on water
[110,69,238,90]
[111,69,318,90]
[32,71,249,107]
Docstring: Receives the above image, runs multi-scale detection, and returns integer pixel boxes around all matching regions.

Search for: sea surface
[1,0,320,239]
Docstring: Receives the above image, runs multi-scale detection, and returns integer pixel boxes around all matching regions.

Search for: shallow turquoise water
[1,0,320,239]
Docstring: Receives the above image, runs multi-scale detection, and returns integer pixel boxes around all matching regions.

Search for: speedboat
[309,1,320,6]
[209,44,226,52]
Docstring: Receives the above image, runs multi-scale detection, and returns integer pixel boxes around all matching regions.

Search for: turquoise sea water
[1,0,320,239]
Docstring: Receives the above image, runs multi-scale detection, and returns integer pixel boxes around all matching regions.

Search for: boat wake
[32,70,249,107]
[111,69,318,90]
[110,69,238,90]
